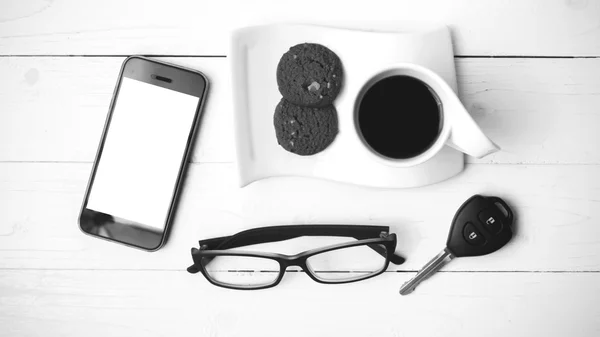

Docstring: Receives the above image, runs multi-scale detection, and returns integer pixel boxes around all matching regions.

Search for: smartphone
[79,56,208,251]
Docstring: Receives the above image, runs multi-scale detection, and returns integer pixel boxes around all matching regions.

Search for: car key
[399,194,514,295]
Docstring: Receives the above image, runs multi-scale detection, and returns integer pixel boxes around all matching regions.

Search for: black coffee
[358,75,441,159]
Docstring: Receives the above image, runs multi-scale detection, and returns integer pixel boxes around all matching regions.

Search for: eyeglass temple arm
[195,225,405,265]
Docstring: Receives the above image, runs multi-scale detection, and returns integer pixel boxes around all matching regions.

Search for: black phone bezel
[78,56,209,251]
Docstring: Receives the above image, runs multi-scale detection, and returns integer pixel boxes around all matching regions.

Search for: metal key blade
[399,248,454,295]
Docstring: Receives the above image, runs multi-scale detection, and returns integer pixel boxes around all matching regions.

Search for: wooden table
[1,1,600,336]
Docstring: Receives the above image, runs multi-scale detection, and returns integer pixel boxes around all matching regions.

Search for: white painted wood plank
[1,162,599,271]
[0,57,234,163]
[1,57,599,164]
[0,270,598,337]
[458,58,600,164]
[1,0,600,56]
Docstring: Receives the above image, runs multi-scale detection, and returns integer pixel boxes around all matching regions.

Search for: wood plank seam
[2,55,600,58]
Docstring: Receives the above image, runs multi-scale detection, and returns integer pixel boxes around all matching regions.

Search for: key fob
[446,195,514,257]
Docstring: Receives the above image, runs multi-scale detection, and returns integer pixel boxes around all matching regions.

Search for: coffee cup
[355,63,499,167]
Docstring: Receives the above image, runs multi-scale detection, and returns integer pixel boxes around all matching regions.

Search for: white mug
[354,63,499,167]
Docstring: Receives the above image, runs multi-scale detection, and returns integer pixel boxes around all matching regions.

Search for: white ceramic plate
[230,23,464,188]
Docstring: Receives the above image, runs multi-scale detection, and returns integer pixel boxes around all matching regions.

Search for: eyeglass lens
[306,244,387,282]
[202,255,281,288]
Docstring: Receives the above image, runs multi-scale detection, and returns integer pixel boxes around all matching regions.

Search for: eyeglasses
[187,225,405,290]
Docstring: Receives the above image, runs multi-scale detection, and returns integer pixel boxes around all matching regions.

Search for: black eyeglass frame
[187,225,404,290]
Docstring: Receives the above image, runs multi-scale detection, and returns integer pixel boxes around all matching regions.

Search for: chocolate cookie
[276,43,343,107]
[273,99,338,156]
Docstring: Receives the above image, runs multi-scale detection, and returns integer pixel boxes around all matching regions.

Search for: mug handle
[444,92,500,158]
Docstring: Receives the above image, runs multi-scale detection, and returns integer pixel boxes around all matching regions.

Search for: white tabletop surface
[1,1,600,336]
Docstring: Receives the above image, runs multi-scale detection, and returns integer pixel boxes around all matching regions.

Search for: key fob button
[463,222,486,246]
[478,210,503,234]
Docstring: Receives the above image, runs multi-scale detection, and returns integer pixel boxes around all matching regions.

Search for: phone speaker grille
[151,74,172,83]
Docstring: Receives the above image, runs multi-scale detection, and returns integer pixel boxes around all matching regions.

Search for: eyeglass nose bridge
[278,254,310,271]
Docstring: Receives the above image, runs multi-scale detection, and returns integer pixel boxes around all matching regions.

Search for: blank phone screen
[86,77,199,230]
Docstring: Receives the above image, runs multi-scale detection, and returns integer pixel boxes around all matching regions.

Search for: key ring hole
[493,201,509,218]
